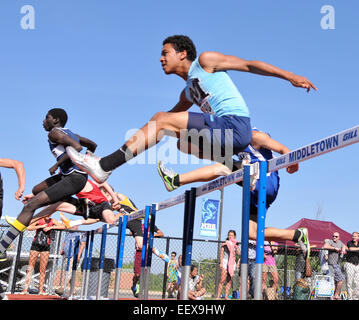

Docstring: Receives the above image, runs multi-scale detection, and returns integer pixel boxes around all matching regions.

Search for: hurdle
[83,230,94,299]
[69,236,80,299]
[86,124,359,300]
[80,231,90,299]
[63,238,73,296]
[113,215,127,300]
[96,224,108,300]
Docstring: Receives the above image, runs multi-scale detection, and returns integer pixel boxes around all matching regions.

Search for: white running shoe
[66,147,112,184]
[157,160,179,192]
[4,216,16,226]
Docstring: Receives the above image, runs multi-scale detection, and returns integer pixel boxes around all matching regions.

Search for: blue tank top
[48,128,85,175]
[185,57,250,118]
[237,128,279,177]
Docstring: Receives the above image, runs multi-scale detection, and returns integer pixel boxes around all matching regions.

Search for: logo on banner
[200,198,219,237]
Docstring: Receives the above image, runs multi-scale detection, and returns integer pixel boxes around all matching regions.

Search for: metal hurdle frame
[69,236,80,299]
[83,230,94,299]
[113,215,127,300]
[63,238,73,296]
[82,125,359,300]
[96,224,108,300]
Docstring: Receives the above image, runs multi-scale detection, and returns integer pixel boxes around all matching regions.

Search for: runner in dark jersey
[0,108,97,262]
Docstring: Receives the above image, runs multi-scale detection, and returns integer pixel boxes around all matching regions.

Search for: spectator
[216,230,240,299]
[167,251,179,298]
[319,239,330,275]
[188,265,206,300]
[324,232,346,300]
[20,217,63,295]
[262,241,279,299]
[344,232,359,300]
[247,240,256,299]
[55,226,86,296]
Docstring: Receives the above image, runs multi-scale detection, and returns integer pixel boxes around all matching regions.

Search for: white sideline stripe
[268,125,359,172]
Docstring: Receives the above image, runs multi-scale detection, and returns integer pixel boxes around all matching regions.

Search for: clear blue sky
[1,1,358,242]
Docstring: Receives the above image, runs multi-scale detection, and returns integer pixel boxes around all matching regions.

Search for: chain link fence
[0,221,357,300]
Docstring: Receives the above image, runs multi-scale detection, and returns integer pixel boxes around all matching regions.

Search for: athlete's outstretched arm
[0,158,26,200]
[198,51,317,92]
[250,131,299,174]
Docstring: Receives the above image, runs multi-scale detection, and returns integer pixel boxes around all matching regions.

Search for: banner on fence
[200,198,219,237]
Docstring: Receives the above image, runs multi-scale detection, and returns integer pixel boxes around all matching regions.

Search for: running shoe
[60,212,71,229]
[157,160,179,192]
[4,215,16,227]
[295,227,310,258]
[66,147,112,184]
[131,284,139,298]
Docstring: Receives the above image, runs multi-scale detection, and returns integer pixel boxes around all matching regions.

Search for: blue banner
[200,198,219,237]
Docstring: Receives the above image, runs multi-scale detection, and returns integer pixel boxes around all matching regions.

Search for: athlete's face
[160,43,184,74]
[43,113,56,131]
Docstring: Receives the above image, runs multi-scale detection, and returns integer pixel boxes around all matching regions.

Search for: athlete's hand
[111,200,121,211]
[49,164,59,175]
[286,163,299,174]
[14,187,24,200]
[22,193,34,204]
[289,74,317,92]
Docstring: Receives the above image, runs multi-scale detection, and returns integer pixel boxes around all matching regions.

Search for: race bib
[187,78,214,114]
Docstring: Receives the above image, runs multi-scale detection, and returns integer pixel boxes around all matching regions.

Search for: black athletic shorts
[127,219,143,237]
[30,243,50,252]
[44,171,88,203]
[88,202,112,220]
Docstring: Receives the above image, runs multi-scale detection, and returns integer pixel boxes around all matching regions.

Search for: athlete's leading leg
[67,111,190,183]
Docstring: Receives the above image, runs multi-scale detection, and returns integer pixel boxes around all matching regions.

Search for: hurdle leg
[240,164,251,300]
[144,203,157,300]
[180,188,196,300]
[63,239,73,296]
[96,225,108,300]
[80,232,90,299]
[113,215,128,300]
[139,205,151,300]
[69,236,80,299]
[254,161,267,300]
[84,231,94,299]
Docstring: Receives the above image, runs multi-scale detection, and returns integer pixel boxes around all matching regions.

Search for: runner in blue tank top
[0,108,97,262]
[67,35,317,184]
[156,129,310,255]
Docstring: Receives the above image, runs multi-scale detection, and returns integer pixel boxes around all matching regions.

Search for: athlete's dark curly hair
[48,108,68,127]
[163,35,197,61]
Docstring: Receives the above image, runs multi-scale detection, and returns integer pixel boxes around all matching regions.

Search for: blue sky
[1,1,358,243]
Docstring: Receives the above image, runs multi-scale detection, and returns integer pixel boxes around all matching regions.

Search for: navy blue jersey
[48,128,85,175]
[236,128,280,208]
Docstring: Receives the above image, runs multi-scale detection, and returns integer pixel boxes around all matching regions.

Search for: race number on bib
[188,78,214,114]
